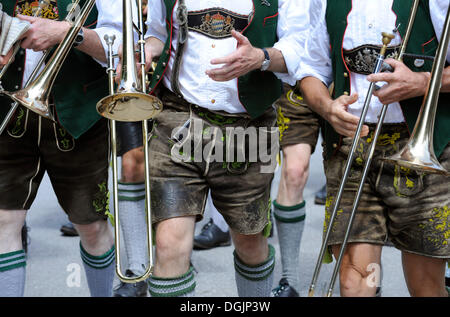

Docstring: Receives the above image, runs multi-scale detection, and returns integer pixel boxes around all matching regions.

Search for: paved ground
[23,137,410,297]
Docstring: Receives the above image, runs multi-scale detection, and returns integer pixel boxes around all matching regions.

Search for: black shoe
[193,219,231,250]
[314,184,327,205]
[271,278,299,297]
[375,286,382,297]
[60,222,79,237]
[21,223,29,253]
[113,270,148,297]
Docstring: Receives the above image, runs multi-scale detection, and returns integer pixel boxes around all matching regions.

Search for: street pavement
[23,137,410,297]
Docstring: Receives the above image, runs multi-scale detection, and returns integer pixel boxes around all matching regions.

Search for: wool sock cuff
[234,244,275,281]
[148,266,196,297]
[118,181,145,201]
[273,199,306,223]
[80,243,115,270]
[0,250,26,272]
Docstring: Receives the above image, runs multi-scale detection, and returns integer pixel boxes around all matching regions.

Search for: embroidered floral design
[276,105,290,142]
[323,195,344,234]
[419,206,450,247]
[93,182,114,226]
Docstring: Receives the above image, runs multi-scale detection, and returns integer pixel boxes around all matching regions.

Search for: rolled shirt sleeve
[92,0,127,67]
[295,0,333,88]
[273,0,311,85]
[430,0,450,63]
[145,0,168,43]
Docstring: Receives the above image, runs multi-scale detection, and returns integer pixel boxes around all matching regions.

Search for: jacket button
[343,72,348,77]
[333,143,338,148]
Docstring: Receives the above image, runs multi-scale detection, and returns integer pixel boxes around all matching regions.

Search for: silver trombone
[308,1,421,297]
[97,0,162,283]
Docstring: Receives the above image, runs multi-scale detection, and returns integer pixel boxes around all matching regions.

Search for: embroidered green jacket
[149,0,283,119]
[323,0,450,159]
[0,0,108,139]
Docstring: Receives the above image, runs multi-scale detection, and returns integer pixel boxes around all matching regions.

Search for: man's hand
[205,30,264,82]
[115,42,154,84]
[0,47,14,66]
[367,58,430,105]
[323,93,369,138]
[17,14,71,52]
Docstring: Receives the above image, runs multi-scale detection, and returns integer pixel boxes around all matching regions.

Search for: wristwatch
[260,48,271,71]
[73,28,84,47]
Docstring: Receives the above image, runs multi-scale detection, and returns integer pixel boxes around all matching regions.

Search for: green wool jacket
[149,0,283,119]
[323,0,450,159]
[0,0,108,139]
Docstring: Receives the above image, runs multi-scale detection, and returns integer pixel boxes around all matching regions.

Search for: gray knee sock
[148,266,196,297]
[80,243,115,297]
[0,250,26,297]
[234,244,275,297]
[273,200,306,290]
[118,181,148,275]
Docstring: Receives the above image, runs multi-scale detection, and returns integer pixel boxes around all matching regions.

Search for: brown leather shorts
[148,89,277,235]
[275,83,320,152]
[0,107,110,225]
[323,123,450,259]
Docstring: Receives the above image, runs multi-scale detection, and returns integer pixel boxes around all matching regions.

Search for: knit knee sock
[273,200,306,290]
[0,250,26,297]
[148,266,196,297]
[234,244,275,297]
[118,181,148,275]
[80,244,115,297]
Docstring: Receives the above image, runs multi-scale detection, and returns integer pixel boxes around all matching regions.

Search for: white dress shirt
[297,0,450,123]
[22,0,123,88]
[146,0,311,114]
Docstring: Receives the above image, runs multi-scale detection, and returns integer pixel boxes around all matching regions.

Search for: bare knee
[121,159,145,182]
[121,149,145,182]
[0,210,27,253]
[75,220,113,254]
[232,232,268,265]
[154,217,195,277]
[282,163,309,189]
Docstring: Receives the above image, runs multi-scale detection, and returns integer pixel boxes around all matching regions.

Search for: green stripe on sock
[118,188,146,193]
[0,255,26,266]
[149,281,196,297]
[118,181,145,186]
[273,213,306,223]
[0,261,26,272]
[273,199,305,211]
[234,245,275,281]
[0,250,25,259]
[118,195,146,201]
[80,244,115,269]
[148,272,194,290]
[150,266,194,282]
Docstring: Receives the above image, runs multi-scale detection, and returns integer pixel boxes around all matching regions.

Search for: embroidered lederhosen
[7,0,75,152]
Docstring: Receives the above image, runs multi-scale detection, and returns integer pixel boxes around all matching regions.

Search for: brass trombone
[0,0,79,135]
[382,5,450,177]
[96,0,162,283]
[308,1,420,297]
[0,0,94,124]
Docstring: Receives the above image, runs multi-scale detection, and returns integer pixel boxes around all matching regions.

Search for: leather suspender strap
[170,0,188,98]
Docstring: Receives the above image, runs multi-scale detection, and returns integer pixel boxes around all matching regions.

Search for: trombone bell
[382,141,450,176]
[2,88,55,121]
[96,91,162,122]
